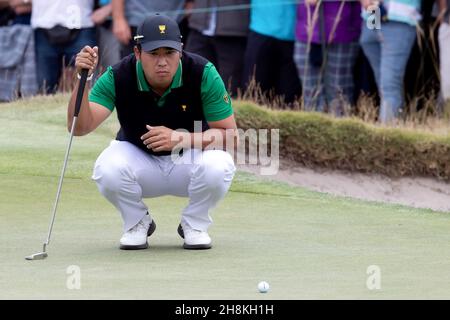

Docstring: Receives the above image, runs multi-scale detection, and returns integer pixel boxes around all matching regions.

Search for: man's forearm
[111,0,126,21]
[187,128,239,151]
[0,0,9,9]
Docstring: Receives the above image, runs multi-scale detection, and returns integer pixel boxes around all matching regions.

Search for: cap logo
[159,25,166,34]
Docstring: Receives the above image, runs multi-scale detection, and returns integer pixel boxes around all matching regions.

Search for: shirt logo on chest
[181,105,187,112]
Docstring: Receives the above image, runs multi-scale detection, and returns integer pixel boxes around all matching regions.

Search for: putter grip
[74,69,89,117]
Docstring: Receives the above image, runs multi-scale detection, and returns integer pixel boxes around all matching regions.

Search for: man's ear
[133,46,141,60]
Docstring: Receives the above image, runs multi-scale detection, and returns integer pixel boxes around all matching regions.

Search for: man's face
[135,47,181,91]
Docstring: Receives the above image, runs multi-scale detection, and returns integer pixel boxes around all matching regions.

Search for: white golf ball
[258,281,269,293]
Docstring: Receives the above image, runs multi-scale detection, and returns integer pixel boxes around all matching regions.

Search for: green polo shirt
[89,60,233,122]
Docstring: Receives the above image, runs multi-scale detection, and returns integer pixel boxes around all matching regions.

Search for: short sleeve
[200,63,233,122]
[88,66,116,111]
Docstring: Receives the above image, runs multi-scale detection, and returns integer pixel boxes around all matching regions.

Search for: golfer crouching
[67,14,237,250]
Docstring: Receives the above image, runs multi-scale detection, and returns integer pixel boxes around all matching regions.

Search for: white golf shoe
[177,224,212,250]
[120,215,156,250]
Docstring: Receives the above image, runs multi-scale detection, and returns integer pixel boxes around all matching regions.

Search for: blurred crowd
[0,0,449,123]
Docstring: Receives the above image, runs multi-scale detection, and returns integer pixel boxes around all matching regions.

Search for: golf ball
[258,281,269,293]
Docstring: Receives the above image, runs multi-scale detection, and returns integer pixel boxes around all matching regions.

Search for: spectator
[112,0,192,58]
[0,0,36,101]
[31,0,96,94]
[242,0,301,104]
[92,0,120,72]
[294,0,361,114]
[0,2,14,27]
[186,0,249,97]
[0,0,31,25]
[437,0,450,103]
[0,17,37,101]
[360,0,422,123]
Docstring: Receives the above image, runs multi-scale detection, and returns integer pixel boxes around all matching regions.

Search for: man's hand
[9,0,27,8]
[360,0,375,10]
[113,17,131,45]
[141,125,189,152]
[184,0,194,17]
[437,0,448,24]
[9,0,31,14]
[91,4,112,25]
[75,46,99,76]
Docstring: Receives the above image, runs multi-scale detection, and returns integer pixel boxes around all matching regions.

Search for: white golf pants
[92,140,236,232]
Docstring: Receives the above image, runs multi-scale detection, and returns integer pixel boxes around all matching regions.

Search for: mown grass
[0,94,449,299]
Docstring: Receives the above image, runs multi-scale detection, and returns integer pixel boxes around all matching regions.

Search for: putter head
[25,252,48,260]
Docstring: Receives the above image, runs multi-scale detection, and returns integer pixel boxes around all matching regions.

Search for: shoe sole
[120,242,149,250]
[119,220,156,250]
[178,224,212,250]
[183,243,212,250]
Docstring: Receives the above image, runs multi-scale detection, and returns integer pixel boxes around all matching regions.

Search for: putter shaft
[26,69,89,261]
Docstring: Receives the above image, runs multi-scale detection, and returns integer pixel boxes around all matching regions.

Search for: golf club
[25,69,89,261]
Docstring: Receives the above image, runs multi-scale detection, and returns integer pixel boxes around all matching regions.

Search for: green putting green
[0,95,449,299]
